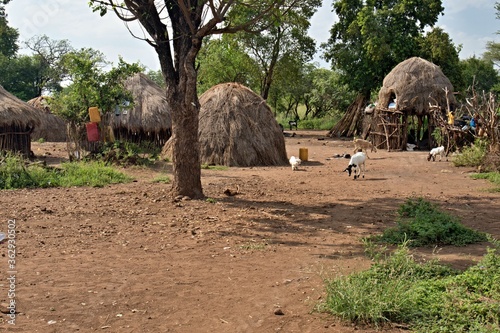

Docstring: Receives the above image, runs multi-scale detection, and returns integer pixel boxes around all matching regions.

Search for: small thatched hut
[106,72,172,147]
[27,96,67,142]
[369,57,456,150]
[163,82,288,167]
[0,85,45,156]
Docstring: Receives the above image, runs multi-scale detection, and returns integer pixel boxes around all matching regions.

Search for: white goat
[353,138,377,158]
[427,146,445,161]
[343,152,367,180]
[289,156,301,171]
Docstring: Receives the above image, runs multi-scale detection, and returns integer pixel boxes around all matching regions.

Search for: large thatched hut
[107,73,172,147]
[163,82,288,167]
[368,57,456,150]
[0,85,45,156]
[27,96,67,142]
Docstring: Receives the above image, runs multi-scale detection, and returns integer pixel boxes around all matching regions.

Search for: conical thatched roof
[108,72,171,132]
[197,83,288,167]
[27,96,67,142]
[377,57,456,115]
[0,84,44,127]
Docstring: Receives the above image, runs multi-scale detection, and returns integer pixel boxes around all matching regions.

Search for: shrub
[0,153,131,189]
[322,245,500,332]
[371,197,487,247]
[453,139,488,167]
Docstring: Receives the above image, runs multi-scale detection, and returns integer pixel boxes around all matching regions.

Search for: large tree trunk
[169,102,203,199]
[166,34,204,199]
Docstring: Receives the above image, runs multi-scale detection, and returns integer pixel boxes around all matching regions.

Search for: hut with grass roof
[107,72,172,147]
[368,57,456,151]
[162,82,288,167]
[0,85,45,156]
[27,96,67,142]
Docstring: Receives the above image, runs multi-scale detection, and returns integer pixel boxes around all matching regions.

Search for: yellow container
[89,107,101,123]
[299,148,308,161]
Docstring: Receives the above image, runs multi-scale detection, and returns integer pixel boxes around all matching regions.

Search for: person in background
[470,113,479,134]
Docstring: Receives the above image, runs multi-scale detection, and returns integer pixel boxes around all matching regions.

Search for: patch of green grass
[206,197,217,203]
[368,197,487,247]
[36,138,46,143]
[0,154,132,189]
[471,172,500,192]
[152,175,171,184]
[201,164,228,170]
[321,243,500,332]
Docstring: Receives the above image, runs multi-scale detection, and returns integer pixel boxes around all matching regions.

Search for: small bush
[371,197,487,247]
[453,139,488,167]
[93,141,160,166]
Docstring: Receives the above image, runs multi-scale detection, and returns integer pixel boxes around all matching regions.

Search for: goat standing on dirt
[427,146,446,161]
[343,152,367,180]
[353,138,377,158]
[289,156,301,171]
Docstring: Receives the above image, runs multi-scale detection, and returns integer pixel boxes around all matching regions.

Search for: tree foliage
[322,0,445,97]
[50,49,142,124]
[226,0,321,100]
[459,57,500,95]
[483,2,500,69]
[196,36,260,95]
[417,27,463,91]
[0,15,18,58]
[0,54,40,100]
[24,35,74,95]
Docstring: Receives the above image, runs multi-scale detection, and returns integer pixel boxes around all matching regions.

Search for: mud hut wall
[0,125,33,156]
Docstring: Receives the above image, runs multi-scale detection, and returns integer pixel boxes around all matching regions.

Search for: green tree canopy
[322,0,444,97]
[196,36,260,94]
[50,48,142,124]
[226,0,321,99]
[418,27,462,91]
[459,56,499,95]
[0,15,18,58]
[24,35,74,94]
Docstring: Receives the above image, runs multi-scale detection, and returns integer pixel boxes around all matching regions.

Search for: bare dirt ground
[1,130,500,333]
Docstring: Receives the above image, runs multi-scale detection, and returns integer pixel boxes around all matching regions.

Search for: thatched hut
[106,72,172,147]
[369,57,456,150]
[0,85,45,156]
[27,96,67,142]
[163,82,288,167]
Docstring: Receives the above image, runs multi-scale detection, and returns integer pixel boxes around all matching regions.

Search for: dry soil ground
[1,130,499,333]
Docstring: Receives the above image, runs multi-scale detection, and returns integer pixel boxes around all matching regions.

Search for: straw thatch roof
[0,84,44,128]
[377,57,456,116]
[27,96,67,142]
[162,83,288,166]
[108,72,171,133]
[195,82,288,167]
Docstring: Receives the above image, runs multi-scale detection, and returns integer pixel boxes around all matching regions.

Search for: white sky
[5,0,500,71]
